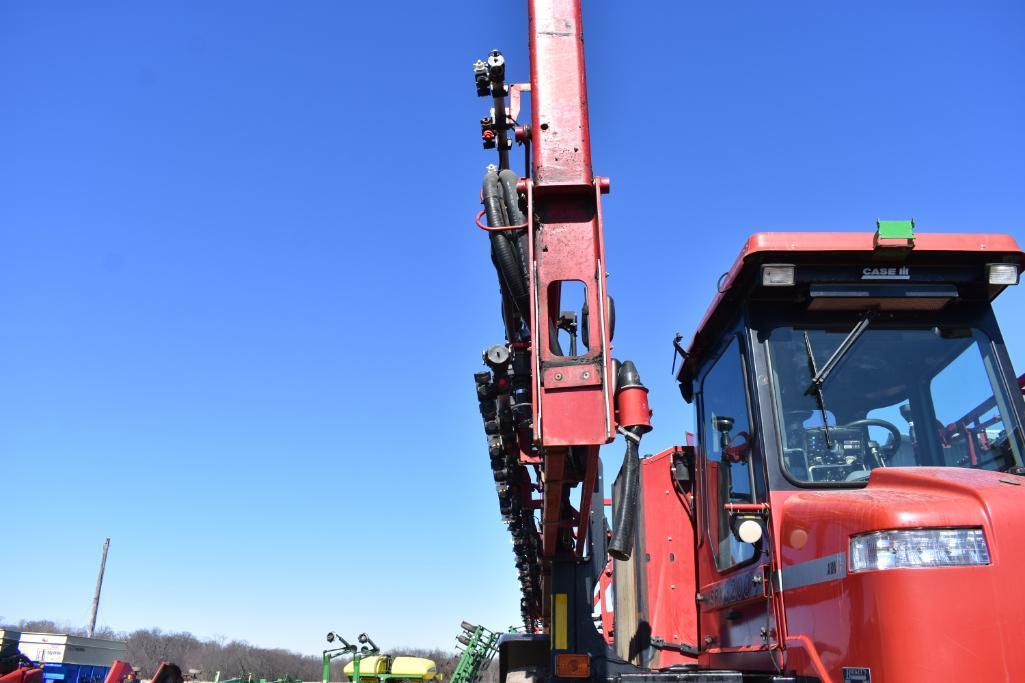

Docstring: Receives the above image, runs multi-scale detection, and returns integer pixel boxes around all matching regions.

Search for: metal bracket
[649,637,700,657]
[671,333,688,375]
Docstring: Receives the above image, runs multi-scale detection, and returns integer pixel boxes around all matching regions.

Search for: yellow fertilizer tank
[343,656,437,682]
[344,656,389,677]
[390,657,437,681]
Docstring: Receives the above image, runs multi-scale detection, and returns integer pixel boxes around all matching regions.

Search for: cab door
[694,333,778,671]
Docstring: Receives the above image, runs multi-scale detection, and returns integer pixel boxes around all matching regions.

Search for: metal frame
[473,0,619,637]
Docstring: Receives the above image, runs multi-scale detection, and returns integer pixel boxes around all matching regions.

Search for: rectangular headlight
[988,263,1019,285]
[762,264,795,287]
[849,528,990,572]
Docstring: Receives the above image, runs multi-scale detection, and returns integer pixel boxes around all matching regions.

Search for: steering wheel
[841,418,903,459]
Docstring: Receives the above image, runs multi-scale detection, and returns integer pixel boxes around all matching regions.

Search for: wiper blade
[801,309,877,450]
[802,331,833,449]
[805,308,878,395]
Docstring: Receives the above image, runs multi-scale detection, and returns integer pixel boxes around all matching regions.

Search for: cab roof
[676,231,1024,391]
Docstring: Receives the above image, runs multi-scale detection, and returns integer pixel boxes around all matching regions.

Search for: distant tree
[1,621,327,680]
[1,620,487,682]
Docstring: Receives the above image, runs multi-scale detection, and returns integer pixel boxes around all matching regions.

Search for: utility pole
[87,538,110,638]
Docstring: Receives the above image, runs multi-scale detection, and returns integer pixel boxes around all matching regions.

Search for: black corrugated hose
[482,168,565,356]
[607,425,644,561]
[483,169,529,326]
[498,169,530,278]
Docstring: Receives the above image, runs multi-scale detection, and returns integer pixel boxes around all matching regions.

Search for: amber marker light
[555,654,591,678]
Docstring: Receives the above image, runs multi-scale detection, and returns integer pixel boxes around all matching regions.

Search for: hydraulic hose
[498,169,526,225]
[483,169,530,322]
[483,168,564,355]
[483,167,509,227]
[608,360,651,561]
[608,426,643,561]
[498,169,531,280]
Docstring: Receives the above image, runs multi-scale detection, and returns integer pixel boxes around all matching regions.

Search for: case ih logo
[861,266,910,280]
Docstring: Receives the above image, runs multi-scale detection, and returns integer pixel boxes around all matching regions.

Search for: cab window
[700,336,757,571]
[768,324,1023,483]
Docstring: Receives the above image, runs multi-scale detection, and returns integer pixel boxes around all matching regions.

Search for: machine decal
[699,566,763,610]
[778,552,846,591]
[842,666,872,682]
[861,266,910,280]
[553,593,568,650]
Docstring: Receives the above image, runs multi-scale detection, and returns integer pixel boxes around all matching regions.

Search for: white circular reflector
[738,518,763,544]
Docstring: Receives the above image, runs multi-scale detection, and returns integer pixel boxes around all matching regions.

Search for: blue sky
[2,0,1023,657]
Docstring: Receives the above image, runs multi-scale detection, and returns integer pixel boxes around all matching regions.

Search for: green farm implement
[449,622,499,683]
[323,632,437,683]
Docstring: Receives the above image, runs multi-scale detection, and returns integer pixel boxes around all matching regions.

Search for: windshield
[767,324,1024,484]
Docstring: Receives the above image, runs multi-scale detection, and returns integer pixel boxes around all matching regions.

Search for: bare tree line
[1,620,475,682]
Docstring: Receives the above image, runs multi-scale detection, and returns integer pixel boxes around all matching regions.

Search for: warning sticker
[843,668,871,682]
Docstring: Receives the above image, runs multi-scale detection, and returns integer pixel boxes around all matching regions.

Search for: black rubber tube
[484,168,563,357]
[493,235,528,321]
[498,169,526,227]
[498,169,531,287]
[483,170,530,322]
[483,169,509,227]
[608,428,642,561]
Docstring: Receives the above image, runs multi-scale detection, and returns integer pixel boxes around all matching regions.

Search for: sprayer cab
[672,228,1025,463]
[668,227,1025,680]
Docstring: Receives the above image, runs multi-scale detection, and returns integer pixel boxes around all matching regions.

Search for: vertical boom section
[470,0,651,636]
[528,0,614,448]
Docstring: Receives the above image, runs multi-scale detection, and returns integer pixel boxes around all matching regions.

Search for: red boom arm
[471,0,651,632]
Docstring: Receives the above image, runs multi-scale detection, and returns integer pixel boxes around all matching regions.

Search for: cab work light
[988,263,1020,285]
[761,264,795,287]
[849,528,990,573]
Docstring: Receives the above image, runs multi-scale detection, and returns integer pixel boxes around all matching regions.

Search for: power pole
[87,538,110,638]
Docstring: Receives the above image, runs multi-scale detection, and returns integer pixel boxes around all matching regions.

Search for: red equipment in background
[0,668,41,683]
[0,658,135,683]
[102,661,136,683]
[147,662,183,683]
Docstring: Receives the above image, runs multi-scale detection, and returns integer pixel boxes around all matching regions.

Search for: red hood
[778,467,1025,555]
[774,467,1025,682]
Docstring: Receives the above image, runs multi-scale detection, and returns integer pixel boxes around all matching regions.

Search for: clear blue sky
[2,0,1024,657]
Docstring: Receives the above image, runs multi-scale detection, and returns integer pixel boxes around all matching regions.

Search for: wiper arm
[805,308,878,394]
[802,331,833,449]
[801,309,877,450]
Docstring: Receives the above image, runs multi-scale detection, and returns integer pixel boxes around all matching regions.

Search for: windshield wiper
[805,308,878,395]
[801,309,878,450]
[802,332,834,449]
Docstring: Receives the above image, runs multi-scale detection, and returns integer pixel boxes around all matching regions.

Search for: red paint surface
[615,386,652,433]
[638,447,699,667]
[685,231,1025,361]
[0,670,41,683]
[520,0,617,585]
[528,0,593,188]
[103,661,135,683]
[526,180,614,448]
[694,449,778,674]
[525,0,614,449]
[774,467,1025,681]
